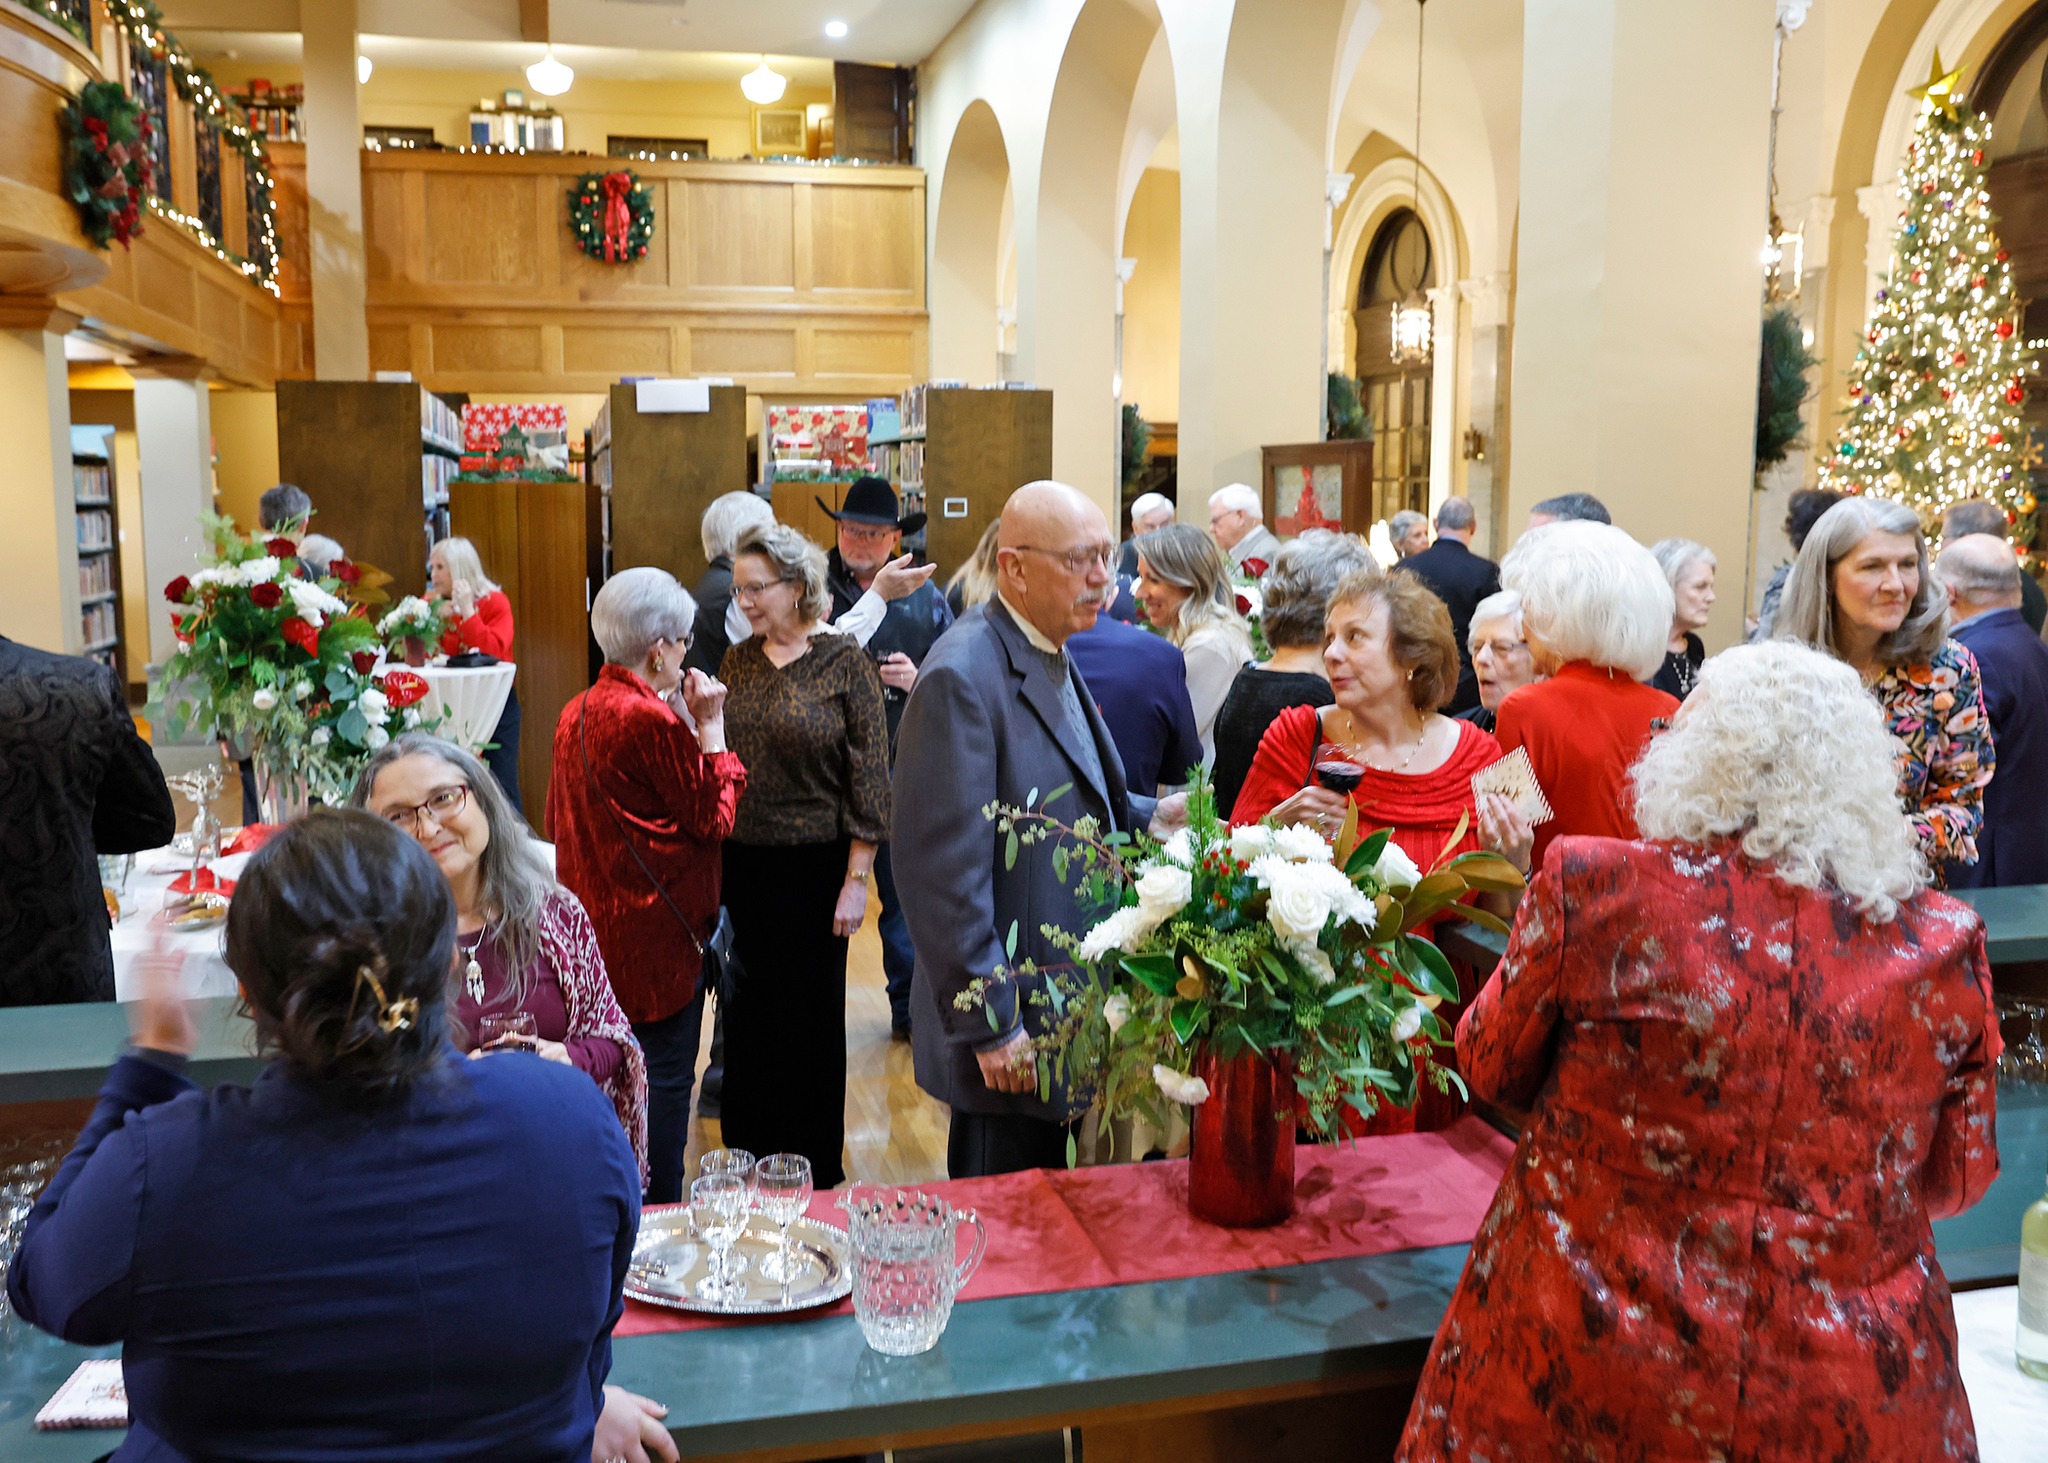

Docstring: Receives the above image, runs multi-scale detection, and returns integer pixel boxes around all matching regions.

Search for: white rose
[1291,940,1336,985]
[250,688,278,711]
[287,579,348,628]
[403,708,421,728]
[1271,824,1335,863]
[364,725,390,751]
[1155,828,1194,867]
[1079,906,1149,962]
[359,688,391,719]
[1390,1003,1424,1043]
[310,727,331,747]
[1263,863,1333,942]
[293,680,314,702]
[1133,862,1193,923]
[240,556,281,585]
[1152,1064,1211,1106]
[1103,993,1132,1034]
[1229,824,1275,863]
[1373,842,1424,890]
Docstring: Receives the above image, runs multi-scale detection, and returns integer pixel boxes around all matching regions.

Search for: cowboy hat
[817,475,927,537]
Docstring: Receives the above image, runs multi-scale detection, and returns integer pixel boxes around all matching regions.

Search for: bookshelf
[230,87,302,143]
[875,386,1053,578]
[72,445,124,682]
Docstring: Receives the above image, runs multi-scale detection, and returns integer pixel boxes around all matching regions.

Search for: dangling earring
[652,655,664,676]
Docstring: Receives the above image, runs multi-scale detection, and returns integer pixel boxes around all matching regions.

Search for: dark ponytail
[226,809,455,1109]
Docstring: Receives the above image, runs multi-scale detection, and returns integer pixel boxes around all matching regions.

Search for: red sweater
[439,589,515,660]
[1492,660,1679,875]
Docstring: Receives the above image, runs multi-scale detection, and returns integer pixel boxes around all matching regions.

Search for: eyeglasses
[379,783,469,837]
[1009,544,1116,576]
[1470,637,1527,658]
[840,522,899,545]
[731,577,791,602]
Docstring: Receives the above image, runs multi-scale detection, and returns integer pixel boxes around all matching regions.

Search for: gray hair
[1135,523,1253,653]
[348,732,556,1002]
[1935,535,2024,603]
[1129,491,1173,530]
[735,522,831,624]
[1775,497,1947,667]
[1500,521,1672,680]
[298,534,344,577]
[1633,642,1927,923]
[701,491,775,563]
[1435,496,1476,532]
[259,483,312,532]
[1650,537,1717,587]
[1940,497,2010,542]
[431,536,500,597]
[1468,589,1523,643]
[592,567,698,666]
[1260,531,1376,648]
[1208,482,1262,520]
[1529,492,1611,524]
[1389,510,1428,544]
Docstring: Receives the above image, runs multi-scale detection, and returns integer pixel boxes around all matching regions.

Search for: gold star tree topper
[1909,50,1967,121]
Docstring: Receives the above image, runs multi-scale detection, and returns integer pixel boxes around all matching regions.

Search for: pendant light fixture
[741,55,788,106]
[526,45,573,98]
[1390,0,1433,366]
[356,53,373,85]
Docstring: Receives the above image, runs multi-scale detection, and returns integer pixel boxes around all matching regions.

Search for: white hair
[591,567,698,665]
[1129,491,1172,529]
[431,536,499,597]
[1467,589,1522,642]
[1650,537,1717,586]
[700,490,775,563]
[1500,521,1672,680]
[298,534,344,576]
[1209,482,1262,520]
[1633,641,1927,923]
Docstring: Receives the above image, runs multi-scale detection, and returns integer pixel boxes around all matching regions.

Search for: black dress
[1210,666,1333,817]
[1650,632,1705,701]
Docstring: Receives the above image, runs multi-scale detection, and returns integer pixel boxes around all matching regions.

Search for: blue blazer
[8,1049,639,1462]
[1948,606,2048,888]
[1066,616,1204,795]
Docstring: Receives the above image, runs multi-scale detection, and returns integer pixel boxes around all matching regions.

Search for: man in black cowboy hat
[820,475,954,1039]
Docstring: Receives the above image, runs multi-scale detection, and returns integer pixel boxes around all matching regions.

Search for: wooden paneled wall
[358,152,927,396]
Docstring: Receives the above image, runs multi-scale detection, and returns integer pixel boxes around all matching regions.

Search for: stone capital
[1458,273,1512,329]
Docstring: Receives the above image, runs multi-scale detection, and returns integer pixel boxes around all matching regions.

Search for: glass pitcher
[839,1186,987,1356]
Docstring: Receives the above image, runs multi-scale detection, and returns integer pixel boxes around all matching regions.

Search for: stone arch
[931,99,1013,385]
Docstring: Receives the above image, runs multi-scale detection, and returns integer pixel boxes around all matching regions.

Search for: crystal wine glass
[1312,743,1366,795]
[690,1173,749,1303]
[753,1153,814,1286]
[699,1147,756,1182]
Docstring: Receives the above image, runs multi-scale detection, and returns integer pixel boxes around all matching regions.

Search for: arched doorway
[1354,206,1436,520]
[931,100,1013,386]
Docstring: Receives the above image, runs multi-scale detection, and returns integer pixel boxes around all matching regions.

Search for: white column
[1459,273,1513,557]
[302,0,370,379]
[0,307,80,652]
[1855,181,1899,315]
[133,374,215,668]
[1509,0,1776,645]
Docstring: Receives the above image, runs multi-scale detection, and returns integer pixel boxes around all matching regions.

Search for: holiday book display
[966,780,1521,1227]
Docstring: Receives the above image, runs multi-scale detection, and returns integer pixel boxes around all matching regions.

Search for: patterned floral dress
[1873,639,1993,878]
[1399,835,2001,1463]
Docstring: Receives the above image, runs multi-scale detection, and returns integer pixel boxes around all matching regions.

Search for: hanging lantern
[1391,295,1433,366]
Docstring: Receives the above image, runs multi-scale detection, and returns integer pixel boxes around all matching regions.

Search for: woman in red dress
[1399,641,2002,1462]
[1493,519,1680,873]
[429,536,524,814]
[1231,569,1524,1130]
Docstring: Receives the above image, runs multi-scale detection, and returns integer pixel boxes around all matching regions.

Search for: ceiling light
[357,54,373,85]
[527,47,573,97]
[741,56,788,105]
[825,20,849,38]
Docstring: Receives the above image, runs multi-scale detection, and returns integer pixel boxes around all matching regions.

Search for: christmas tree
[1822,54,2040,557]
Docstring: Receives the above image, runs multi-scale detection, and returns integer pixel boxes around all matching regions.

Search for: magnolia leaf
[1394,935,1460,1001]
[1324,984,1370,1007]
[1434,809,1472,870]
[1332,797,1362,865]
[1121,954,1178,997]
[1411,871,1467,902]
[1345,827,1392,879]
[1168,1000,1202,1044]
[1453,904,1514,937]
[1442,850,1527,892]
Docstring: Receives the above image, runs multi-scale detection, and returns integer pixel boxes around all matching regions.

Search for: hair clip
[345,960,416,1041]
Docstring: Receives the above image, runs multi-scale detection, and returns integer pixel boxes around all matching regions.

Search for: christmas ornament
[1907,51,1965,121]
[565,169,655,264]
[1997,320,2015,338]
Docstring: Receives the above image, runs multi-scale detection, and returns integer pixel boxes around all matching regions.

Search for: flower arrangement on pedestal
[377,595,454,666]
[967,779,1521,1225]
[156,519,430,819]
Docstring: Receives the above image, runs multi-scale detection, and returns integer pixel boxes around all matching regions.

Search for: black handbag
[579,700,743,1012]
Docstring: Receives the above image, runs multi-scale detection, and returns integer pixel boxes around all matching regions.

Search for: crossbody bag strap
[580,696,707,957]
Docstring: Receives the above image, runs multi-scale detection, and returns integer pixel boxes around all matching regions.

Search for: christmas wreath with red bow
[62,81,153,249]
[567,169,654,264]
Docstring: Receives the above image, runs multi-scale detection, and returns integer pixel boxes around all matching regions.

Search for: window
[609,135,709,162]
[194,125,223,240]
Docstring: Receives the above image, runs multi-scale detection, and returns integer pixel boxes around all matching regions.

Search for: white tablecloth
[1954,1285,2048,1459]
[410,662,516,751]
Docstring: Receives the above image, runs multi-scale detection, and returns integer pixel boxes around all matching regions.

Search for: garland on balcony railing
[61,79,151,247]
[13,0,89,44]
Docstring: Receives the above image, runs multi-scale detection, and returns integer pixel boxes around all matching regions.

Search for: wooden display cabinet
[1258,439,1376,538]
[602,385,749,591]
[913,388,1053,579]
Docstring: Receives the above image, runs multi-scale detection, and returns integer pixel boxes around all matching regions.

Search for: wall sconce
[1463,427,1486,462]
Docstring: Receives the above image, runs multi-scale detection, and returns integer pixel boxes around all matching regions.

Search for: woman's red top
[439,589,515,660]
[1492,660,1678,875]
[547,667,747,1023]
[1230,703,1502,1133]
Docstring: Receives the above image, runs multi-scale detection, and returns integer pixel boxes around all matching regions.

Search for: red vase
[1187,1048,1297,1227]
[403,635,428,668]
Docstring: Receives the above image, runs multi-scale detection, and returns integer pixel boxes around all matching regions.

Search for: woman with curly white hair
[1493,520,1679,873]
[1132,522,1255,761]
[1774,495,1991,878]
[1400,640,2001,1463]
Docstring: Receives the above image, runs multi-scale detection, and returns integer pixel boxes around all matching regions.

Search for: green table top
[0,999,262,1106]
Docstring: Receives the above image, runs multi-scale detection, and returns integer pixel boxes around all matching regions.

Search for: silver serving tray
[626,1209,853,1315]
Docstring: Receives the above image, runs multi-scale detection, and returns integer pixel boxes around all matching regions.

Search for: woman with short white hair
[1402,640,1999,1461]
[1774,495,1990,875]
[1493,520,1679,872]
[548,566,747,1203]
[1453,589,1541,735]
[1133,523,1256,762]
[1648,537,1717,700]
[687,491,777,676]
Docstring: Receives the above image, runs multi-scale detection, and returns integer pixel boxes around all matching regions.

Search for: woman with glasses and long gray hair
[1774,495,1992,877]
[1133,522,1255,762]
[548,567,748,1202]
[351,733,649,1180]
[1399,640,1999,1461]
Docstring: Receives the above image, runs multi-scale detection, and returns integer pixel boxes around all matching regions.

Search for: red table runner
[615,1115,1512,1338]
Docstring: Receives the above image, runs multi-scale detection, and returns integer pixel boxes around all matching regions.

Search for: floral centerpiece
[156,518,432,819]
[970,778,1521,1225]
[377,595,453,667]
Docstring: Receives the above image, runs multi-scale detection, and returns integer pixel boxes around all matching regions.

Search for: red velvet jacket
[548,668,747,1023]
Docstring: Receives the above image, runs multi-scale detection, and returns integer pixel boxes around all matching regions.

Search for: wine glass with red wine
[1312,744,1365,794]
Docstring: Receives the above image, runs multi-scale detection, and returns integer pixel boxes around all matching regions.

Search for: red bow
[600,171,634,263]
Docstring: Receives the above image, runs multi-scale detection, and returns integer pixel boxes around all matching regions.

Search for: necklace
[458,929,486,1003]
[1336,712,1430,773]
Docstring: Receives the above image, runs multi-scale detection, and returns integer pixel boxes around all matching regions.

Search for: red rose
[164,575,191,603]
[249,581,285,609]
[265,537,298,558]
[351,650,378,675]
[1242,557,1270,579]
[281,618,320,655]
[330,559,362,585]
[381,670,429,708]
[1234,592,1254,616]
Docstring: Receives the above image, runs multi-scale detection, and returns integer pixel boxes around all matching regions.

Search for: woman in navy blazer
[7,811,676,1463]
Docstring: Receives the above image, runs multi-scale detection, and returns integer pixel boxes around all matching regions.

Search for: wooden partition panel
[276,380,429,598]
[923,389,1054,580]
[608,384,749,590]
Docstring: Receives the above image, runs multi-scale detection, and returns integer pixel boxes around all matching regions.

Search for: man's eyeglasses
[731,577,791,602]
[1009,544,1116,576]
[380,784,469,837]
